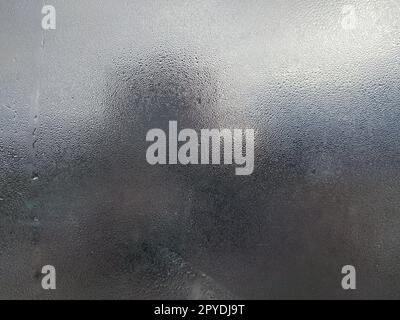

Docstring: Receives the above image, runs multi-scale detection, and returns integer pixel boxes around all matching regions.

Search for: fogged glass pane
[1,0,400,299]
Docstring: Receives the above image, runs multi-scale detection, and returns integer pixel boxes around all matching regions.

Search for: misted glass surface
[1,0,400,299]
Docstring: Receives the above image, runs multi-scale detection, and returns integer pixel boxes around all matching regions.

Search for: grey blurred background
[1,0,400,299]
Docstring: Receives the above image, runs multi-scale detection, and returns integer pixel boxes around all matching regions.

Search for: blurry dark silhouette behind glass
[1,0,400,299]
